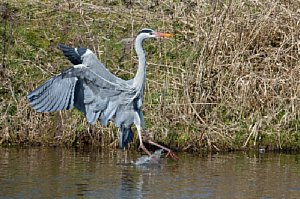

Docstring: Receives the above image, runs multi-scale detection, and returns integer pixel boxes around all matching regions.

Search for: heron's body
[27,29,177,159]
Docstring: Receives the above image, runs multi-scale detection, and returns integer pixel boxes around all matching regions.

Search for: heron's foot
[139,143,152,157]
[147,140,179,161]
[165,149,179,161]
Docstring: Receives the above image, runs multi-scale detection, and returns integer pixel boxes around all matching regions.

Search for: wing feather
[30,86,56,112]
[49,80,71,111]
[40,91,56,112]
[28,74,77,112]
[59,44,87,65]
[60,78,76,110]
[53,81,69,111]
[28,79,53,107]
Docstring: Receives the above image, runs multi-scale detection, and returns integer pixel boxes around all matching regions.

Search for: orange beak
[154,32,174,38]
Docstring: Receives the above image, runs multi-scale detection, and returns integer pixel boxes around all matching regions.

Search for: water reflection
[0,147,299,199]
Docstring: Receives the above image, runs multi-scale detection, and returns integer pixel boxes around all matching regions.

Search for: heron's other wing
[59,44,122,84]
[27,72,77,112]
[59,44,87,65]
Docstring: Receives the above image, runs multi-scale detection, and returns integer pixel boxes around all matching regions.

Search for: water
[0,147,299,199]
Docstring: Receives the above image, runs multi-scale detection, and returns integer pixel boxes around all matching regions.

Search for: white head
[136,28,174,40]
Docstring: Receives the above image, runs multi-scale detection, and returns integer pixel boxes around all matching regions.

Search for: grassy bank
[1,0,300,152]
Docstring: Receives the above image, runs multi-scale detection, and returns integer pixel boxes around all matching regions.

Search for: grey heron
[27,28,178,160]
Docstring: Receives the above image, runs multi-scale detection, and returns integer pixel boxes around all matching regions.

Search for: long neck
[133,36,146,87]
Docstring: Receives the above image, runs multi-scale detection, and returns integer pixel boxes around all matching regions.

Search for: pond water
[0,147,299,199]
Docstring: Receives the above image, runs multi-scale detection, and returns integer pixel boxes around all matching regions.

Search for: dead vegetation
[1,0,300,152]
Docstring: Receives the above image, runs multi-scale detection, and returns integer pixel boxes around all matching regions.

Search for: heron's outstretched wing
[27,73,77,112]
[28,64,134,120]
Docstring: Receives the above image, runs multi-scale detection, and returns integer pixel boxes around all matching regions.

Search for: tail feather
[119,125,134,149]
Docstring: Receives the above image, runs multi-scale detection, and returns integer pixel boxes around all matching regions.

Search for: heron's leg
[137,125,152,156]
[134,112,152,156]
[142,131,179,161]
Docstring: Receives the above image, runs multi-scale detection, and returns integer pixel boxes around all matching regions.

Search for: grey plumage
[27,74,77,112]
[27,28,174,154]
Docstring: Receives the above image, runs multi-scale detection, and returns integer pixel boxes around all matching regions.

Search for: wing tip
[58,43,86,65]
[58,43,69,49]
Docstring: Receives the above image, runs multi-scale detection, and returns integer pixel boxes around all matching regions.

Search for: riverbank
[1,1,300,152]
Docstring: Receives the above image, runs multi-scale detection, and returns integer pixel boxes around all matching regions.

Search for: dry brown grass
[1,0,300,151]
